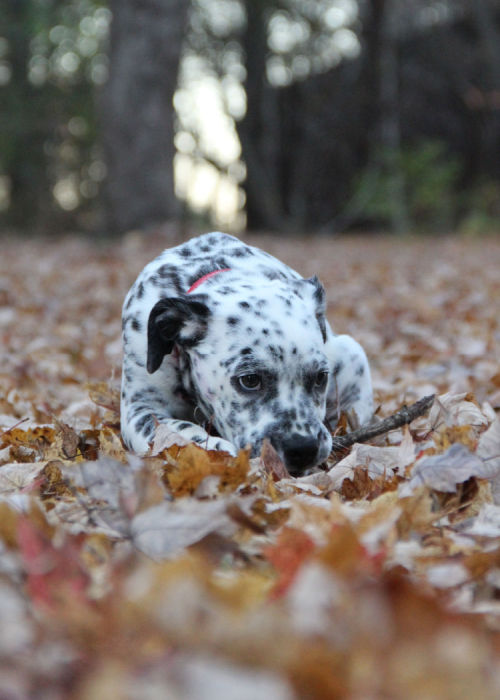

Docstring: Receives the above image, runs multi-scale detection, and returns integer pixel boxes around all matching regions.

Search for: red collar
[186,268,231,294]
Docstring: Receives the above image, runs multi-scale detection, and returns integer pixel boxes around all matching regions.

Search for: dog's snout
[282,433,319,473]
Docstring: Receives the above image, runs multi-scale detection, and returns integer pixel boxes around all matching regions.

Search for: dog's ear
[305,275,327,342]
[147,297,210,373]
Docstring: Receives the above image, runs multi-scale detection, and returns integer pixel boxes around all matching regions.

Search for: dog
[121,232,373,475]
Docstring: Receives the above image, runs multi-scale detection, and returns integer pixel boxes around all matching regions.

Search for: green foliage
[460,180,500,236]
[357,140,463,232]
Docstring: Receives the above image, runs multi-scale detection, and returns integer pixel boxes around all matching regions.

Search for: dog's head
[147,274,332,475]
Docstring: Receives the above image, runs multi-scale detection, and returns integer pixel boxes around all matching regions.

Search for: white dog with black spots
[121,232,373,475]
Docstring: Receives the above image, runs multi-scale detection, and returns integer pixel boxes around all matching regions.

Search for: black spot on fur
[168,269,184,293]
[142,423,154,437]
[135,414,150,431]
[340,383,361,406]
[131,318,141,332]
[231,247,252,258]
[333,361,344,376]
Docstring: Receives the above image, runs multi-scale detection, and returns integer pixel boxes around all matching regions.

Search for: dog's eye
[314,370,329,389]
[238,374,262,391]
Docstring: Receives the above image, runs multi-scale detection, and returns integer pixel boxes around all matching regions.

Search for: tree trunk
[238,0,286,231]
[357,0,386,162]
[101,0,189,234]
[378,0,410,234]
[470,0,500,90]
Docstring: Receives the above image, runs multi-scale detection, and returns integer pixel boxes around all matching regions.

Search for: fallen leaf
[87,381,120,415]
[162,443,249,497]
[328,436,415,491]
[429,392,489,430]
[476,419,500,504]
[399,443,497,497]
[131,498,239,559]
[264,527,316,598]
[260,440,290,480]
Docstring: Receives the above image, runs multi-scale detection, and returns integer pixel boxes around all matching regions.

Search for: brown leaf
[397,488,436,537]
[341,466,400,501]
[0,501,20,549]
[318,523,365,576]
[40,460,74,506]
[87,382,120,414]
[0,426,56,454]
[226,502,267,533]
[264,527,316,597]
[260,439,290,480]
[98,426,128,462]
[340,467,375,500]
[162,443,249,497]
[52,419,80,459]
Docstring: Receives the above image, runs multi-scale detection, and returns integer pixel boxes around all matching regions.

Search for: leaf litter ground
[1,231,500,698]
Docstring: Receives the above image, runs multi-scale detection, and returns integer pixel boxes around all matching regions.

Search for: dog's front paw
[199,435,238,455]
[150,421,237,456]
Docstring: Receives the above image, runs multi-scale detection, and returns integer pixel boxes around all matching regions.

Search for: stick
[330,394,435,453]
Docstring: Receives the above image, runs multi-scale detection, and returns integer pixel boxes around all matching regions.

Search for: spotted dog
[121,232,373,475]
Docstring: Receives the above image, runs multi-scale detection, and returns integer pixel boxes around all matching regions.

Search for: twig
[330,394,435,453]
[0,416,29,439]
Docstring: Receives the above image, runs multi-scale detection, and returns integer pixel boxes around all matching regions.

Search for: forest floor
[1,230,500,698]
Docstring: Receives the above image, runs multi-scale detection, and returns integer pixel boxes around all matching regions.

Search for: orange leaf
[264,527,315,598]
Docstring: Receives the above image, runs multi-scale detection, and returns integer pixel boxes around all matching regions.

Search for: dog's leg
[120,361,236,456]
[324,333,374,428]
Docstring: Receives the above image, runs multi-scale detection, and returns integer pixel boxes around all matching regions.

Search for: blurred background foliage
[1,0,500,235]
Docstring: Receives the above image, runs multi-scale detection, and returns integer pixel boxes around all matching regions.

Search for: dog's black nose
[281,434,319,474]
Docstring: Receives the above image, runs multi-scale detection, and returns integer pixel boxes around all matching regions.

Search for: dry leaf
[131,498,239,559]
[1,235,500,697]
[162,443,249,497]
[429,392,489,430]
[399,443,497,497]
[260,439,290,480]
[328,438,415,491]
[476,419,500,504]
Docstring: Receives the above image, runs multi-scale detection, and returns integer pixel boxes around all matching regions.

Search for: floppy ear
[305,275,327,342]
[147,297,210,373]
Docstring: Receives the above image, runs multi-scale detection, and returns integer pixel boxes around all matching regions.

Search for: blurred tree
[0,0,106,230]
[2,0,500,234]
[236,0,387,231]
[100,0,189,234]
[0,1,46,226]
[228,0,500,232]
[239,0,285,230]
